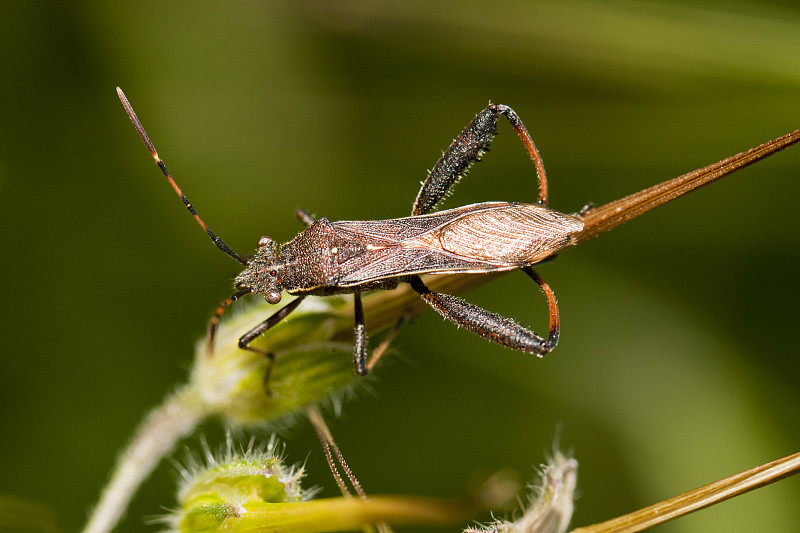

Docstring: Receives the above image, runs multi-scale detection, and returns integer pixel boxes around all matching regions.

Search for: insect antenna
[117,87,247,266]
[206,288,251,353]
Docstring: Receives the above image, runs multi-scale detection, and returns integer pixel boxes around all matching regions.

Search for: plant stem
[82,385,206,533]
[575,129,800,243]
[571,451,800,533]
[234,496,471,533]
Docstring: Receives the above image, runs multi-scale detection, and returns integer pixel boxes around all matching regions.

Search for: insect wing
[330,202,582,286]
[436,203,583,264]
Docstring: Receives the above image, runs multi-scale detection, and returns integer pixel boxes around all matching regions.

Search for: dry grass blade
[576,129,800,243]
[570,451,800,533]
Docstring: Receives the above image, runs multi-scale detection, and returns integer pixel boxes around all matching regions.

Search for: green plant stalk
[83,386,205,533]
[212,497,471,533]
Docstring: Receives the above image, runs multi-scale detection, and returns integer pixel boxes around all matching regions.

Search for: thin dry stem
[576,129,800,243]
[571,451,800,533]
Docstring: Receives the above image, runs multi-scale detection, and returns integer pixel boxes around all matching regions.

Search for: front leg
[412,104,549,216]
[408,271,559,356]
[237,296,307,391]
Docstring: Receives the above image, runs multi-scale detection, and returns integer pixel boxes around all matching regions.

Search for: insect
[118,88,583,377]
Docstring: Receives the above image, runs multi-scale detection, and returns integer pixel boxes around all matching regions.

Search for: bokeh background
[2,2,800,532]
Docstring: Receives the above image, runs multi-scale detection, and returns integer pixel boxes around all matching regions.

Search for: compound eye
[265,289,282,305]
[257,236,274,248]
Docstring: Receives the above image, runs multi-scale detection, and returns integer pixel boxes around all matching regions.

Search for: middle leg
[236,296,307,391]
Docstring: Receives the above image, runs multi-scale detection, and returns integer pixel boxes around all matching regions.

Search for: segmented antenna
[117,87,247,266]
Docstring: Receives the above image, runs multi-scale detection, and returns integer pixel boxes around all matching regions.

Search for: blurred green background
[2,1,800,532]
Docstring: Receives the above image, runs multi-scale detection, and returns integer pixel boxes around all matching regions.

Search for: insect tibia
[413,106,503,215]
[409,276,553,356]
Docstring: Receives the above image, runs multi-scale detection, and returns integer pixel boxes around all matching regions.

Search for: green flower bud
[165,437,470,533]
[167,437,309,533]
[190,296,366,427]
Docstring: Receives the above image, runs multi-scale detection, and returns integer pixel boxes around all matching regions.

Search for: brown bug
[118,88,584,376]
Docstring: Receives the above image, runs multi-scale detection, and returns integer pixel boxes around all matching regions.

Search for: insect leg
[237,296,307,390]
[366,316,406,373]
[412,104,548,216]
[353,296,406,375]
[207,289,251,353]
[353,293,367,375]
[522,267,559,352]
[295,207,316,227]
[496,104,549,206]
[408,274,557,356]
